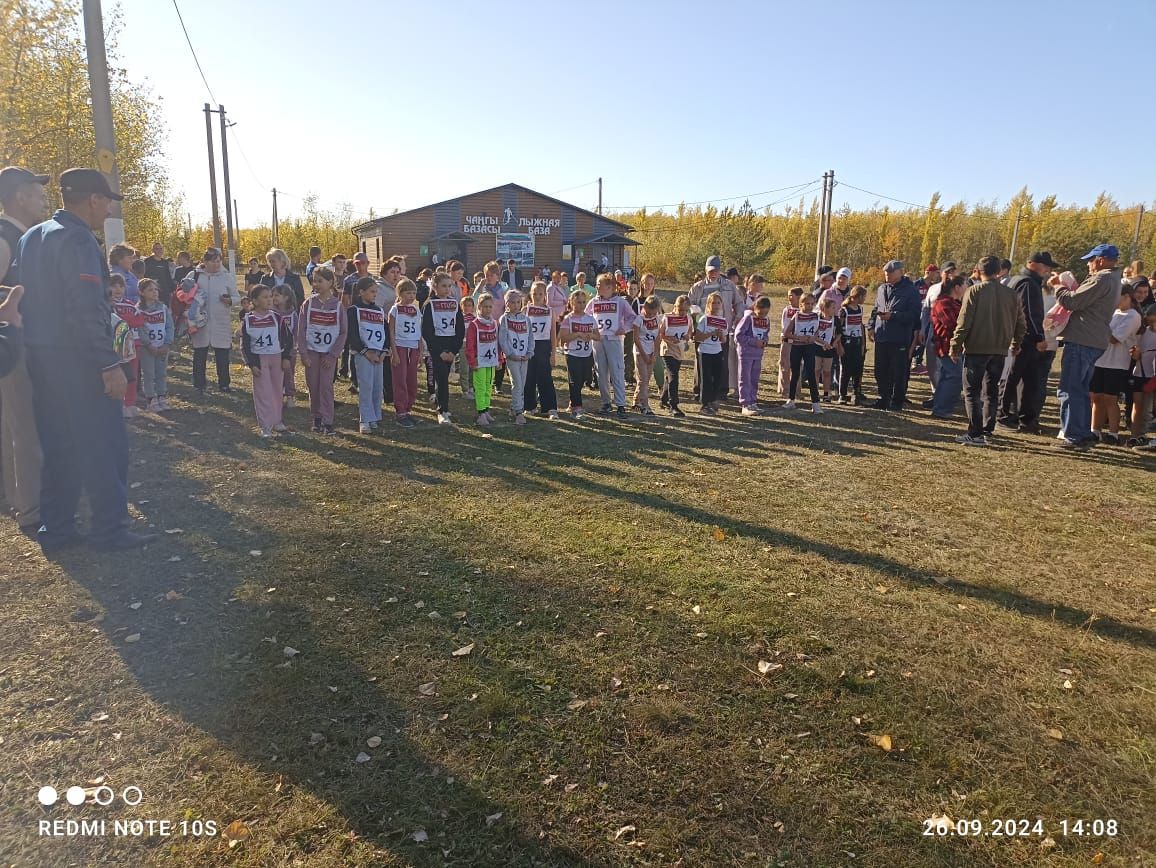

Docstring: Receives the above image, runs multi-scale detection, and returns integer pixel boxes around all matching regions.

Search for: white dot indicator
[65,786,86,806]
[37,786,58,806]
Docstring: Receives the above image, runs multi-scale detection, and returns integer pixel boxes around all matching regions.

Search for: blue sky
[113,0,1155,224]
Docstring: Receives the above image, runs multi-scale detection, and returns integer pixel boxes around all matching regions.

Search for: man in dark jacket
[501,258,523,292]
[997,251,1058,433]
[143,242,175,302]
[14,168,156,553]
[868,260,920,410]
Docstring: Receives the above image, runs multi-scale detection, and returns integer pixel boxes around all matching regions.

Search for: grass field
[1,343,1154,867]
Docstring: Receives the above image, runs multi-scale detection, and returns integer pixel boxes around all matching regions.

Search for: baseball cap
[940,260,957,273]
[883,259,904,272]
[352,252,369,263]
[725,267,740,279]
[59,167,123,201]
[836,267,853,279]
[705,255,721,271]
[924,264,939,273]
[1028,251,1060,268]
[1080,244,1120,261]
[0,166,49,198]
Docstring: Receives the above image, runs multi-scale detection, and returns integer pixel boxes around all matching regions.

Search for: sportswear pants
[661,357,683,409]
[251,353,285,431]
[778,342,791,396]
[506,358,528,414]
[699,350,725,406]
[26,346,128,545]
[283,351,297,397]
[595,338,626,408]
[789,344,819,403]
[473,367,495,412]
[303,350,337,425]
[727,338,739,392]
[524,340,558,413]
[737,347,763,406]
[840,339,865,398]
[138,350,168,399]
[431,353,453,413]
[353,353,384,424]
[566,355,594,408]
[633,351,654,410]
[391,347,420,416]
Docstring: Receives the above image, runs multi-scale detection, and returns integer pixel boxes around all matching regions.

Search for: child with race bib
[694,291,728,415]
[735,294,772,415]
[524,281,559,419]
[659,295,692,417]
[465,293,501,426]
[590,272,637,419]
[241,284,294,437]
[421,272,465,425]
[136,278,173,413]
[296,266,347,435]
[459,295,477,400]
[272,285,299,408]
[347,276,388,434]
[782,290,823,413]
[388,278,424,429]
[499,289,532,425]
[838,286,868,404]
[815,297,842,402]
[110,273,143,418]
[632,296,662,415]
[558,288,599,419]
[778,286,803,397]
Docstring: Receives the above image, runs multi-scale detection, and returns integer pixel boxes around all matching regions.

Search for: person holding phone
[183,247,240,394]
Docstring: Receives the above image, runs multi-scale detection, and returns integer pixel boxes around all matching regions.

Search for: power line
[625,181,824,234]
[548,178,599,195]
[605,180,820,212]
[225,126,268,191]
[170,0,217,105]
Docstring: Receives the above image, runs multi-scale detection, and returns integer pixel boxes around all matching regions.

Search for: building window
[376,237,381,260]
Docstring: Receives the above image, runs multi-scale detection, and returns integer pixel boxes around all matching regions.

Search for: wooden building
[351,183,637,283]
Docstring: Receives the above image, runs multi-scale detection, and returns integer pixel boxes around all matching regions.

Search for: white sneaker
[574,408,586,419]
[147,398,161,412]
[548,410,560,420]
[741,406,759,416]
[157,397,170,412]
[782,400,796,410]
[812,402,824,414]
[258,427,274,438]
[438,412,452,425]
[359,423,372,434]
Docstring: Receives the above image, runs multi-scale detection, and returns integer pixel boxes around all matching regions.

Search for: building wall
[353,186,633,278]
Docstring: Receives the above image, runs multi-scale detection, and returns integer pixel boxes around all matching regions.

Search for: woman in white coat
[185,248,240,393]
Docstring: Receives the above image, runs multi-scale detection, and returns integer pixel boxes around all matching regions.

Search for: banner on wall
[496,233,535,268]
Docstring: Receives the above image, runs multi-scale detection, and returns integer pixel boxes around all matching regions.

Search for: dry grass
[0,344,1153,867]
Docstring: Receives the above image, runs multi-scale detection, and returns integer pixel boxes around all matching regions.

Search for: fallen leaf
[564,782,579,792]
[124,633,141,644]
[451,643,475,657]
[128,602,142,610]
[783,693,799,700]
[595,631,607,639]
[366,736,381,748]
[90,712,109,722]
[384,597,399,604]
[865,669,877,678]
[542,774,558,786]
[164,590,183,601]
[1092,852,1104,864]
[691,604,701,615]
[418,682,437,696]
[327,686,337,693]
[614,825,637,841]
[711,527,727,542]
[164,528,183,535]
[427,611,442,620]
[223,819,250,848]
[414,600,425,609]
[452,611,467,619]
[355,752,371,763]
[610,676,623,689]
[868,733,893,751]
[325,596,335,602]
[875,585,889,594]
[1046,728,1064,741]
[87,775,106,786]
[485,812,503,827]
[567,699,588,711]
[1062,680,1073,690]
[167,555,181,562]
[1058,668,1074,675]
[249,550,262,557]
[757,660,782,674]
[411,829,428,843]
[418,570,430,577]
[309,732,325,745]
[694,632,708,638]
[282,646,299,658]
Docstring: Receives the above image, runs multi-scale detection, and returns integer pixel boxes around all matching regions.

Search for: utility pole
[186,212,192,239]
[82,0,124,244]
[233,198,239,237]
[597,177,602,215]
[218,105,236,273]
[814,171,830,276]
[204,104,222,250]
[271,188,279,246]
[821,169,835,266]
[1008,204,1023,264]
[1130,205,1146,261]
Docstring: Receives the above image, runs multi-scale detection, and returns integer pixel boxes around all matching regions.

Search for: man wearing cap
[689,256,743,399]
[13,168,155,552]
[868,260,920,410]
[996,252,1059,433]
[0,166,50,535]
[1054,244,1122,448]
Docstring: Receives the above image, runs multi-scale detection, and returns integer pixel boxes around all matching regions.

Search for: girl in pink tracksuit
[295,266,347,434]
[241,284,293,437]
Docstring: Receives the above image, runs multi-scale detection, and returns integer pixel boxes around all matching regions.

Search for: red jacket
[931,296,961,358]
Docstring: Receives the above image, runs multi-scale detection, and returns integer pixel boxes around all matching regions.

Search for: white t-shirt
[1094,308,1140,370]
[563,314,596,357]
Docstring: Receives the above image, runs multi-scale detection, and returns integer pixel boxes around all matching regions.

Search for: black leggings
[431,353,453,412]
[789,344,819,402]
[699,350,725,406]
[840,338,865,397]
[661,357,683,408]
[525,340,558,413]
[193,346,230,390]
[565,354,594,408]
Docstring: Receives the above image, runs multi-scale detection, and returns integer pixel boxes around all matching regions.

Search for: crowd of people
[0,164,1153,555]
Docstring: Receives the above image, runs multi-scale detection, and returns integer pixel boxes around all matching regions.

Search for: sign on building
[496,233,535,268]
